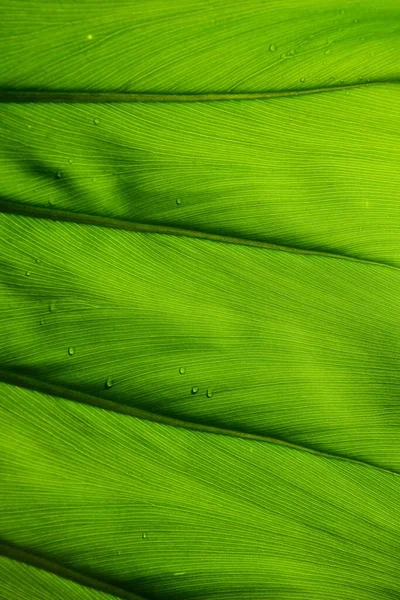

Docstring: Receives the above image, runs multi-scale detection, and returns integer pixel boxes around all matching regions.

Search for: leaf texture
[1,0,399,93]
[1,384,400,599]
[1,1,400,599]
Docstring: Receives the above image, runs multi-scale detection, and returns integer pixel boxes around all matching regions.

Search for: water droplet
[360,37,365,41]
[25,271,31,276]
[142,532,148,540]
[191,386,199,394]
[56,171,62,179]
[68,158,74,164]
[87,34,93,40]
[40,318,44,326]
[68,346,76,356]
[340,9,346,14]
[280,53,286,59]
[35,258,41,264]
[206,388,213,398]
[48,199,55,207]
[325,49,331,55]
[176,198,182,206]
[27,124,32,129]
[49,299,57,312]
[93,118,101,125]
[269,44,276,52]
[353,18,359,24]
[288,49,295,56]
[105,377,114,389]
[300,77,305,82]
[179,366,186,375]
[92,177,97,183]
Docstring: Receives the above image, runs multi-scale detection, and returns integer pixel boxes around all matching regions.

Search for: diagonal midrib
[0,540,148,600]
[0,80,400,103]
[0,199,398,271]
[0,368,398,477]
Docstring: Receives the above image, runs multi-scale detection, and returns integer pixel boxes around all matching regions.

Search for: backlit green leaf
[1,1,399,599]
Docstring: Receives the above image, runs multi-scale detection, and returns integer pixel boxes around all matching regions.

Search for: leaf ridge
[1,368,398,477]
[1,81,400,103]
[0,540,148,600]
[0,199,398,271]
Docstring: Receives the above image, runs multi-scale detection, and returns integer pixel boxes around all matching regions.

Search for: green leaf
[1,1,400,599]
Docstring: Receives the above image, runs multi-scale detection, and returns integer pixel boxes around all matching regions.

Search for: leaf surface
[1,1,400,599]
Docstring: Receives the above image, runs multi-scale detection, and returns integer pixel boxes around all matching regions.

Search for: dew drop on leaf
[93,118,101,125]
[179,366,186,375]
[176,198,182,206]
[49,299,57,312]
[300,77,305,82]
[191,386,199,394]
[68,158,74,164]
[206,388,213,398]
[105,377,114,389]
[142,532,148,540]
[68,346,76,356]
[25,271,31,276]
[40,318,44,326]
[269,44,276,52]
[35,258,41,264]
[55,171,62,179]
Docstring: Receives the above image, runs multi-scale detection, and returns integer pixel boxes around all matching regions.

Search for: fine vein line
[0,81,399,103]
[0,369,398,476]
[0,199,397,271]
[0,540,148,600]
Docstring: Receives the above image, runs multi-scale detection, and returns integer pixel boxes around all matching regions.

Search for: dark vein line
[0,200,398,271]
[0,368,398,476]
[0,540,148,600]
[0,81,399,103]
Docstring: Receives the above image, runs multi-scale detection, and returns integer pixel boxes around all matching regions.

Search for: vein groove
[0,199,398,271]
[0,81,400,103]
[0,368,398,477]
[0,540,148,600]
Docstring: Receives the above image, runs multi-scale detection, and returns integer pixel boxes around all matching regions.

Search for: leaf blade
[1,383,400,599]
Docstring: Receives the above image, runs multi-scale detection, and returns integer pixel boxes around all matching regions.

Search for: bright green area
[1,214,400,471]
[1,384,400,599]
[0,0,399,93]
[1,1,400,599]
[1,87,400,265]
